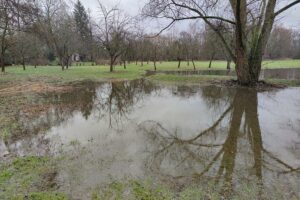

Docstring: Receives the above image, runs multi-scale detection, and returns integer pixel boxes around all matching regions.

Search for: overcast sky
[79,0,300,31]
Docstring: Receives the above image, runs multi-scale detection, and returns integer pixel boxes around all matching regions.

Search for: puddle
[1,80,299,199]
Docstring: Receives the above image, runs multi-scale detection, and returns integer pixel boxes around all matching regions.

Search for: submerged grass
[89,178,293,200]
[0,156,296,200]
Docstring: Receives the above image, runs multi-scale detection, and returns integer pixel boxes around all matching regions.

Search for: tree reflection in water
[139,87,299,198]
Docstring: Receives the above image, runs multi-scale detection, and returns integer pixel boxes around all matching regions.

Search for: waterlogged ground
[0,79,300,199]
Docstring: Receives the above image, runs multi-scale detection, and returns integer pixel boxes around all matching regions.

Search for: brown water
[1,80,300,199]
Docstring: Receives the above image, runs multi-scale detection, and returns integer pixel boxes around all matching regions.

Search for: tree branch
[274,0,300,17]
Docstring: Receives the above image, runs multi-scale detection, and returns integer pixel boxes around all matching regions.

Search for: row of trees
[1,0,300,84]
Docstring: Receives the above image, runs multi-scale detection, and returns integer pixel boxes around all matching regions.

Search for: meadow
[1,60,299,84]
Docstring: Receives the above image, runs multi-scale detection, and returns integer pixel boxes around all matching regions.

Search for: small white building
[72,53,80,62]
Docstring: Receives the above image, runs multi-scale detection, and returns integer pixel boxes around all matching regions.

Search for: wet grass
[89,178,293,200]
[147,74,300,86]
[0,156,66,200]
[0,155,296,200]
[267,78,300,86]
[147,74,231,84]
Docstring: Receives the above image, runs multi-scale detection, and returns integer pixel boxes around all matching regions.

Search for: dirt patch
[21,104,53,118]
[0,82,73,96]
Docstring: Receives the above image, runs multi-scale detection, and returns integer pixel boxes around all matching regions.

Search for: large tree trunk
[235,50,261,85]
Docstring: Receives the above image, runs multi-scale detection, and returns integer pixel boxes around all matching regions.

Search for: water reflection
[139,87,299,198]
[0,80,299,198]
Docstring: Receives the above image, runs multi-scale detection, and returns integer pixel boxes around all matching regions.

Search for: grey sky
[80,0,300,30]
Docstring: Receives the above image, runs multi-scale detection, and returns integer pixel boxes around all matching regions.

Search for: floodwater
[1,80,300,199]
[149,68,300,80]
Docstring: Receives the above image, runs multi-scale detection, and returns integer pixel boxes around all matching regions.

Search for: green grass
[0,156,66,200]
[89,178,292,200]
[148,74,231,84]
[1,59,299,84]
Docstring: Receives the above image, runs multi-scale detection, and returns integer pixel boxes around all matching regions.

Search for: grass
[0,156,66,200]
[89,178,293,200]
[1,59,299,84]
[148,74,231,84]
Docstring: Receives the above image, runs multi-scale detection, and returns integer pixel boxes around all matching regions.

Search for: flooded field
[149,68,300,80]
[0,79,300,199]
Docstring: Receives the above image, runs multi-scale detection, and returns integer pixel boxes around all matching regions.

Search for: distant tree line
[1,0,300,73]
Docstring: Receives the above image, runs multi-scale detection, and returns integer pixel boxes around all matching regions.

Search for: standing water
[1,80,299,199]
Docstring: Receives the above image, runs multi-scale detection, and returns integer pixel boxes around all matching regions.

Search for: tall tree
[74,0,90,40]
[33,0,76,70]
[143,0,300,85]
[95,1,132,72]
[73,0,93,61]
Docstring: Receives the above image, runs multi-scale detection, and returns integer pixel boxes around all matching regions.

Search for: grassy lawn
[0,59,299,84]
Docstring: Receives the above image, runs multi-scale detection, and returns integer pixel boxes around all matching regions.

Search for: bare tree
[95,1,132,72]
[0,1,13,73]
[143,0,300,85]
[0,0,38,72]
[33,0,76,70]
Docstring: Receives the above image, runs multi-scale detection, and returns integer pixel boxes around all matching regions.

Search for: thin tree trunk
[178,59,181,68]
[22,58,25,71]
[123,60,126,69]
[227,60,231,70]
[192,59,196,71]
[154,46,157,71]
[110,56,114,72]
[66,58,69,70]
[0,57,4,73]
[208,53,215,68]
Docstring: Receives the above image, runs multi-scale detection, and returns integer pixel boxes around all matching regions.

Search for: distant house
[72,53,80,62]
